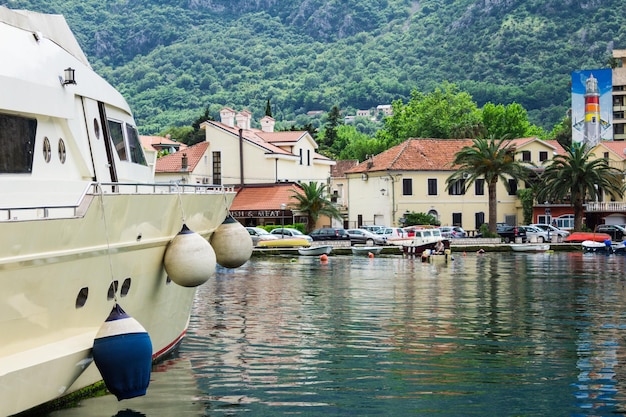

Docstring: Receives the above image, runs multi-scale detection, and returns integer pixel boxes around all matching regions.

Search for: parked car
[360,225,386,234]
[270,227,313,242]
[309,227,351,241]
[496,224,526,243]
[594,224,626,241]
[376,227,408,243]
[346,228,386,246]
[439,226,466,238]
[530,224,570,242]
[519,225,550,243]
[246,227,280,246]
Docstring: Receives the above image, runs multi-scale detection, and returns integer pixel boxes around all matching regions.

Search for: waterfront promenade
[251,238,582,256]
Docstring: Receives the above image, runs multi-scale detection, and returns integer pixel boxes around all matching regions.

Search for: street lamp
[280,203,286,238]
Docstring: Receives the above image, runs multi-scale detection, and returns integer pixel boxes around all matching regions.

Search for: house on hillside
[198,108,336,228]
[343,137,566,233]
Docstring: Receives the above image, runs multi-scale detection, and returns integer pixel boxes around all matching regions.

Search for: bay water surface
[50,251,626,416]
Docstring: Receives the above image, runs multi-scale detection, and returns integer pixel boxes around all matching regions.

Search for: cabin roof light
[61,67,76,86]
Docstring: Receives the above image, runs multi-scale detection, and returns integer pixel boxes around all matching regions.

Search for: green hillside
[6,0,626,134]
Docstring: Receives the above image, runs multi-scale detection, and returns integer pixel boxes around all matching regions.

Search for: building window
[452,212,462,227]
[616,124,625,135]
[299,149,303,165]
[507,179,517,196]
[614,111,624,119]
[521,150,531,162]
[428,178,437,195]
[307,149,311,166]
[604,152,609,159]
[448,179,465,195]
[475,179,484,195]
[402,178,413,196]
[475,212,485,230]
[212,151,221,185]
[539,151,548,162]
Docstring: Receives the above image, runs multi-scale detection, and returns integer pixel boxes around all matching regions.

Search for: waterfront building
[343,137,566,233]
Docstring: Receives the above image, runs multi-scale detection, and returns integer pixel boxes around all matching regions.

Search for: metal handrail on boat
[0,182,235,222]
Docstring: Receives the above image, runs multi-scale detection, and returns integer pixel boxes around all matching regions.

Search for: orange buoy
[368,252,374,258]
[320,254,328,262]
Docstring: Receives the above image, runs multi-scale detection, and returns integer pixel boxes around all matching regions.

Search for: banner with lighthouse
[571,68,613,145]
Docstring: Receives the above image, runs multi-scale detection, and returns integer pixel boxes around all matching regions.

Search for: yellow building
[343,137,565,233]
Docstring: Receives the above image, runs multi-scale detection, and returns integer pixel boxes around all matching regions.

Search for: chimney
[219,107,236,127]
[260,116,275,133]
[181,153,188,171]
[236,110,252,130]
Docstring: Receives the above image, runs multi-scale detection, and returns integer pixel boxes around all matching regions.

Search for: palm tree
[537,142,624,231]
[289,181,342,233]
[446,136,532,234]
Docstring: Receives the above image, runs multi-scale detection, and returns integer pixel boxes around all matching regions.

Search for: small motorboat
[351,246,383,256]
[581,239,613,253]
[298,245,333,256]
[258,238,311,248]
[509,243,551,252]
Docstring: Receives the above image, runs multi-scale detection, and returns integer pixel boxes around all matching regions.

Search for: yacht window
[0,113,36,173]
[58,138,67,163]
[43,137,51,163]
[126,124,147,165]
[108,120,127,161]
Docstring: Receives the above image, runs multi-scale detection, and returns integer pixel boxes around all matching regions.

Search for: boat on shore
[351,246,383,256]
[298,245,333,256]
[0,8,250,416]
[509,243,551,252]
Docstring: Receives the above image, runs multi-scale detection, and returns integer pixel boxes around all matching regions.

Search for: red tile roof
[597,141,626,159]
[202,120,331,161]
[331,160,359,177]
[155,141,209,173]
[140,135,187,151]
[344,138,567,174]
[231,183,303,211]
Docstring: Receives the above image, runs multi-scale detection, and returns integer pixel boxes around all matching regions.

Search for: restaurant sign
[230,210,285,218]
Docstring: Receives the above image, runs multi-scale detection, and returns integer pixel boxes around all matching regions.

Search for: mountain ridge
[5,0,626,134]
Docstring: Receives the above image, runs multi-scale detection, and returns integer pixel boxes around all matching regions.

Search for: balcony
[585,201,626,212]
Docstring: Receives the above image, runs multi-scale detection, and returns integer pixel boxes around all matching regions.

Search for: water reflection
[50,252,626,417]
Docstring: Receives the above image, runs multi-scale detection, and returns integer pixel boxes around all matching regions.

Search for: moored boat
[351,246,383,256]
[581,239,613,253]
[258,237,311,248]
[402,227,450,255]
[298,245,333,256]
[0,8,250,416]
[509,243,551,252]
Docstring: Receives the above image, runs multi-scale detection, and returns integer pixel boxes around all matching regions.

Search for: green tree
[480,102,539,139]
[265,99,272,117]
[319,105,343,150]
[446,136,533,234]
[289,181,343,233]
[376,82,482,146]
[537,142,624,231]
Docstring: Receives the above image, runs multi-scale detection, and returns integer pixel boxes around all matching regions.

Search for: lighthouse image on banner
[571,68,613,145]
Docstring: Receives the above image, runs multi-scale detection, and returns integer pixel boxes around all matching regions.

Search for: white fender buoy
[210,215,252,268]
[92,304,152,401]
[164,224,216,287]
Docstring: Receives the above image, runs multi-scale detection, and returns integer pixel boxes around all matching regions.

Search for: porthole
[120,278,131,297]
[107,280,119,300]
[58,138,67,163]
[76,287,89,308]
[43,137,51,163]
[94,118,101,139]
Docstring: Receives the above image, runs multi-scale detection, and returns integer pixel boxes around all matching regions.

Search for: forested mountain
[6,0,626,134]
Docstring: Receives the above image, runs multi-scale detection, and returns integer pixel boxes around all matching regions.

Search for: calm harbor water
[49,251,626,417]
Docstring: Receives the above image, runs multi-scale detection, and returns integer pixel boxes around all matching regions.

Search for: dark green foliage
[403,212,440,227]
[8,0,626,135]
